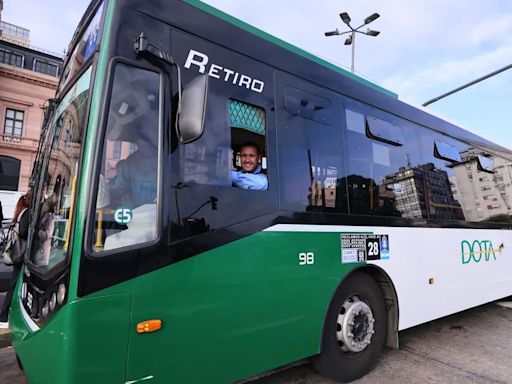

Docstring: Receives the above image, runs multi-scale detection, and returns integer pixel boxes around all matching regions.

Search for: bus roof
[183,0,398,99]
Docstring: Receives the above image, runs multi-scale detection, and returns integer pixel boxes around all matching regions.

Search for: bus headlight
[49,293,57,312]
[21,282,27,300]
[57,283,66,305]
[41,301,49,318]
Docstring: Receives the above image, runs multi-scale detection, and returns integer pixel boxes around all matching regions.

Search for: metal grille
[229,99,265,135]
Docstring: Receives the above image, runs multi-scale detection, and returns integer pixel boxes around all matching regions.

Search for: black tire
[312,271,387,382]
[16,353,24,372]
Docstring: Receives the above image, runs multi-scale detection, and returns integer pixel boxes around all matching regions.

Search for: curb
[0,328,11,349]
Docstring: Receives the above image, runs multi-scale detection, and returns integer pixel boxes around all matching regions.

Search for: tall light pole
[325,12,380,73]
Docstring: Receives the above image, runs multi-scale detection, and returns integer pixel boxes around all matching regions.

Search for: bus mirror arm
[134,32,176,66]
[133,32,184,141]
[133,33,207,144]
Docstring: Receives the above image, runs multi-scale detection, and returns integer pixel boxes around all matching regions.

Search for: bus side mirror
[177,75,208,143]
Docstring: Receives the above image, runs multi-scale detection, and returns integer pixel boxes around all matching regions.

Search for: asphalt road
[0,291,28,384]
[1,300,512,384]
[248,300,512,384]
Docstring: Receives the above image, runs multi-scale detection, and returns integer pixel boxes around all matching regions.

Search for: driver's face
[240,146,261,173]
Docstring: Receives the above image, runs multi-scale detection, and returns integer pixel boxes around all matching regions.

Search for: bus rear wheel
[313,271,387,382]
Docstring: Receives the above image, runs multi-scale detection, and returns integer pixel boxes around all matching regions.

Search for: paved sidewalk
[0,330,27,384]
[251,301,512,384]
[0,327,10,349]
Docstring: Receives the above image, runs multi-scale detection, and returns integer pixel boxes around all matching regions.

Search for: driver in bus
[109,131,158,209]
[231,142,268,190]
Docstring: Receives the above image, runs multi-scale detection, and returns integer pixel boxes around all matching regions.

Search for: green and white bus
[9,1,512,383]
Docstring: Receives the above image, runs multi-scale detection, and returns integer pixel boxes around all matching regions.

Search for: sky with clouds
[2,0,512,149]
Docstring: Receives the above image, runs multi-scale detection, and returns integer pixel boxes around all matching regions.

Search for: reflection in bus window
[92,64,160,252]
[451,149,512,223]
[434,140,462,163]
[30,68,92,268]
[345,108,406,217]
[366,116,404,146]
[345,106,465,220]
[285,86,334,125]
[59,1,104,93]
[279,89,344,213]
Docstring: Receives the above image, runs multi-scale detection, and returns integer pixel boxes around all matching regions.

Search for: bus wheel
[313,271,387,382]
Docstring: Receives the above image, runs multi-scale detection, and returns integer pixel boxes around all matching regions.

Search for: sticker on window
[341,233,390,263]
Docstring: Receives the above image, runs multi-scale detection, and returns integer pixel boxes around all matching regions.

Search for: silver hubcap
[336,295,375,353]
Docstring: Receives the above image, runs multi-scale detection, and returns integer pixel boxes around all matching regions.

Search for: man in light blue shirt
[231,142,268,190]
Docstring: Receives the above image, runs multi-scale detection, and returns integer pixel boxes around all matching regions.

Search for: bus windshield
[28,67,92,271]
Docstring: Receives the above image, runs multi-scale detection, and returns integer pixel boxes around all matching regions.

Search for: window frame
[284,86,335,125]
[112,140,122,160]
[0,21,29,40]
[87,59,164,257]
[434,140,462,163]
[476,154,494,173]
[3,107,25,136]
[33,58,59,77]
[228,98,269,191]
[0,48,24,67]
[365,115,404,146]
[0,155,21,190]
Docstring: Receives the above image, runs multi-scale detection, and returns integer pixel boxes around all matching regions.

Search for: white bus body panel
[266,224,512,331]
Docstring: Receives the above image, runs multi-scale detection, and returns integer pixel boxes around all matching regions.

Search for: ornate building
[0,2,63,216]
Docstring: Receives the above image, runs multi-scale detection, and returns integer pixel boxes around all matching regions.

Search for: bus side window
[419,133,470,222]
[277,83,345,212]
[345,106,413,217]
[228,99,268,191]
[479,155,512,223]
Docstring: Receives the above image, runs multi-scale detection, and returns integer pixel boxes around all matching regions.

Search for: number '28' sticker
[341,233,390,263]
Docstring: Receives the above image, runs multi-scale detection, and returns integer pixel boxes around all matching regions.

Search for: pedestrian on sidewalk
[0,190,31,327]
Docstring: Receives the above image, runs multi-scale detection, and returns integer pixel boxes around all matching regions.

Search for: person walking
[0,190,30,326]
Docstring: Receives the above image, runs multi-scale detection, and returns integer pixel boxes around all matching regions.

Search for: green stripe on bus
[122,230,363,382]
[69,0,117,299]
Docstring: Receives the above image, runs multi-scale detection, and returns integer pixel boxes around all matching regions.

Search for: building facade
[450,148,512,222]
[0,6,63,217]
[382,163,464,221]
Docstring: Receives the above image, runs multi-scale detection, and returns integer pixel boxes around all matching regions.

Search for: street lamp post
[325,12,380,73]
